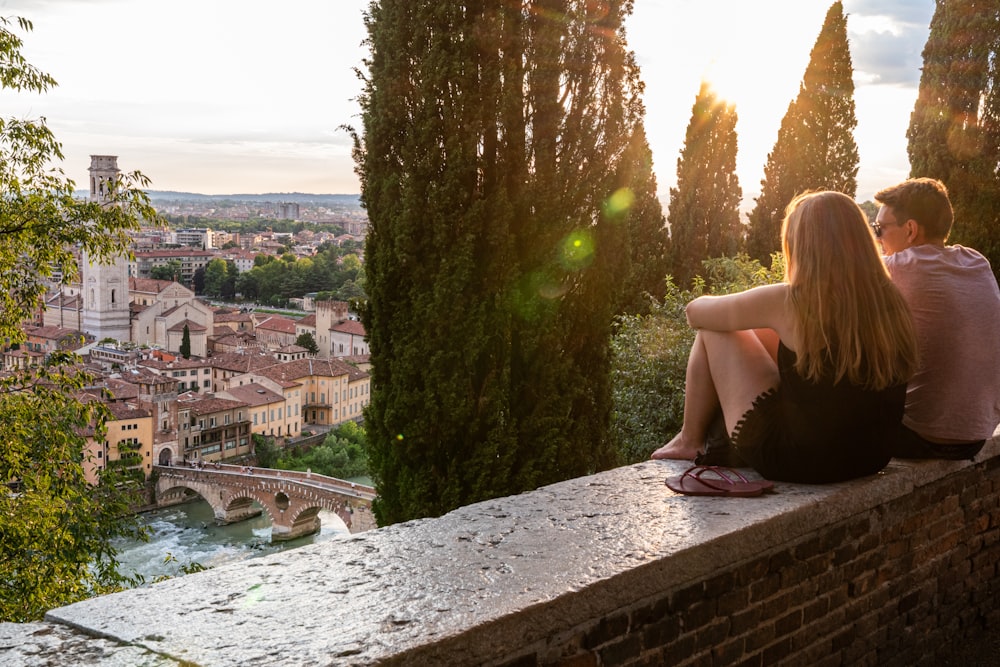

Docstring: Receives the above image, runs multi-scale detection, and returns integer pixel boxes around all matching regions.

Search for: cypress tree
[180,324,191,360]
[667,81,742,287]
[908,0,1000,274]
[745,1,859,263]
[612,122,670,316]
[355,0,645,524]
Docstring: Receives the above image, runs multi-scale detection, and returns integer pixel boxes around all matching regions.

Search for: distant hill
[74,190,362,206]
[147,191,361,205]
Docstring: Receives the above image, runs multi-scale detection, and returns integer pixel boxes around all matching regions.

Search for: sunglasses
[870,219,903,239]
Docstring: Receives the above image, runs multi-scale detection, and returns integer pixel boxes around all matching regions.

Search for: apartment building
[176,392,252,463]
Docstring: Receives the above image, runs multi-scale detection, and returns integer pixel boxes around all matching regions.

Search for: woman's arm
[686,283,792,336]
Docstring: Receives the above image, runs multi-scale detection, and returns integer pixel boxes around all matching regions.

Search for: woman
[651,191,918,483]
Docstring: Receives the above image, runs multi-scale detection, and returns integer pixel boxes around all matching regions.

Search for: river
[114,499,350,582]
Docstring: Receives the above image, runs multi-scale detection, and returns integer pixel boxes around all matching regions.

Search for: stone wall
[4,437,999,666]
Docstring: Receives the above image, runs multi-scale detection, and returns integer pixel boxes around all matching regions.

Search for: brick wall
[492,457,1000,667]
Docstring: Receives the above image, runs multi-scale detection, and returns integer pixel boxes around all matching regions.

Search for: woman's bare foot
[650,432,702,461]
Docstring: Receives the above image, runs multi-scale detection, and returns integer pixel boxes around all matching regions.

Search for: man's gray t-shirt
[886,244,1000,442]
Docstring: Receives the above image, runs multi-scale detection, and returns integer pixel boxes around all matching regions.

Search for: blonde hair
[781,191,918,390]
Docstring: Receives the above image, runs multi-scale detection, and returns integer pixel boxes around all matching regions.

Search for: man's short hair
[874,177,953,241]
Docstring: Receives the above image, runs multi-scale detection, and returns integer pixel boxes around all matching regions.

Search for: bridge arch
[154,464,376,542]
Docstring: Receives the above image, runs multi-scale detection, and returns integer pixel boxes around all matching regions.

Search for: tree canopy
[667,81,742,287]
[907,0,1000,276]
[355,0,648,524]
[745,1,859,263]
[0,16,159,621]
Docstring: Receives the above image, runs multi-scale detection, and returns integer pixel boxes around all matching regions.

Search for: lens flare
[560,229,595,270]
[604,187,635,217]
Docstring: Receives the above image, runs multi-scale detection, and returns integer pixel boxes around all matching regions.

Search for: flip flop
[665,465,773,497]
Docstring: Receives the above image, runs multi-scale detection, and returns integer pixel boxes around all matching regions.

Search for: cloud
[846,0,935,87]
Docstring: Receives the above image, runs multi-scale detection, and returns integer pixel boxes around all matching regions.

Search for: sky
[1,0,935,206]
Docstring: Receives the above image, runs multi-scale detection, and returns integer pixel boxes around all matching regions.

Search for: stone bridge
[153,463,377,541]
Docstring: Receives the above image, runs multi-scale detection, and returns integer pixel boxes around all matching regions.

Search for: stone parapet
[3,437,998,665]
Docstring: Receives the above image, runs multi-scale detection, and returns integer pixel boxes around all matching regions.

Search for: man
[873,177,1000,459]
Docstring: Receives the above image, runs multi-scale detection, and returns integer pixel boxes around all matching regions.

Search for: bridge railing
[154,463,377,501]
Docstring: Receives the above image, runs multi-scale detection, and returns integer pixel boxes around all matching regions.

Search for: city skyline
[2,0,934,204]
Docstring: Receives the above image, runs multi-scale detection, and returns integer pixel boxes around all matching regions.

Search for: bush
[610,254,783,464]
[276,422,369,479]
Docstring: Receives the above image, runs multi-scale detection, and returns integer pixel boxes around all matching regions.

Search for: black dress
[732,342,906,483]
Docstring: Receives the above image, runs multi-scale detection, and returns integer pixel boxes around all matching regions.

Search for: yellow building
[236,357,369,428]
[84,402,154,485]
[219,381,300,440]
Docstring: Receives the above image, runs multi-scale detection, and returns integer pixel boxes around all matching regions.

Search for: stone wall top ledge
[28,435,1000,667]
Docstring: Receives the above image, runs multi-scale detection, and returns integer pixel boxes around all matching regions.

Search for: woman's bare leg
[702,329,780,436]
[651,331,719,460]
[651,329,779,460]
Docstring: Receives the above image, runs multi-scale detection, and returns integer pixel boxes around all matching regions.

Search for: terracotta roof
[139,357,209,371]
[167,319,207,333]
[223,383,283,406]
[213,311,254,323]
[254,357,368,384]
[129,277,175,294]
[177,392,246,415]
[107,401,151,421]
[296,313,316,327]
[207,351,281,373]
[45,292,81,308]
[331,320,366,336]
[255,316,298,334]
[113,365,180,388]
[24,324,80,340]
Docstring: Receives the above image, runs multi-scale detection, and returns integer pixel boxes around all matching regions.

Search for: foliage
[179,324,191,359]
[202,258,236,299]
[667,81,742,288]
[252,434,280,468]
[0,359,148,622]
[235,245,363,306]
[276,422,369,479]
[611,254,784,464]
[613,123,670,316]
[0,17,159,621]
[907,0,1000,278]
[295,332,320,355]
[355,0,647,525]
[745,1,859,263]
[149,259,182,282]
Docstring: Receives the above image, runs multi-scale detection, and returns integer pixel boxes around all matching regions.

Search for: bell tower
[81,155,132,342]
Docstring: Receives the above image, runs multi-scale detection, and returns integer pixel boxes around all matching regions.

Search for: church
[42,155,212,356]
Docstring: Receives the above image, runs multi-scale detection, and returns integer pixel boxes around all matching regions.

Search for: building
[80,156,132,343]
[132,248,215,287]
[254,315,299,350]
[174,228,214,250]
[330,319,369,358]
[219,381,299,440]
[237,357,369,428]
[276,202,300,220]
[129,278,212,357]
[82,400,154,484]
[175,392,252,463]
